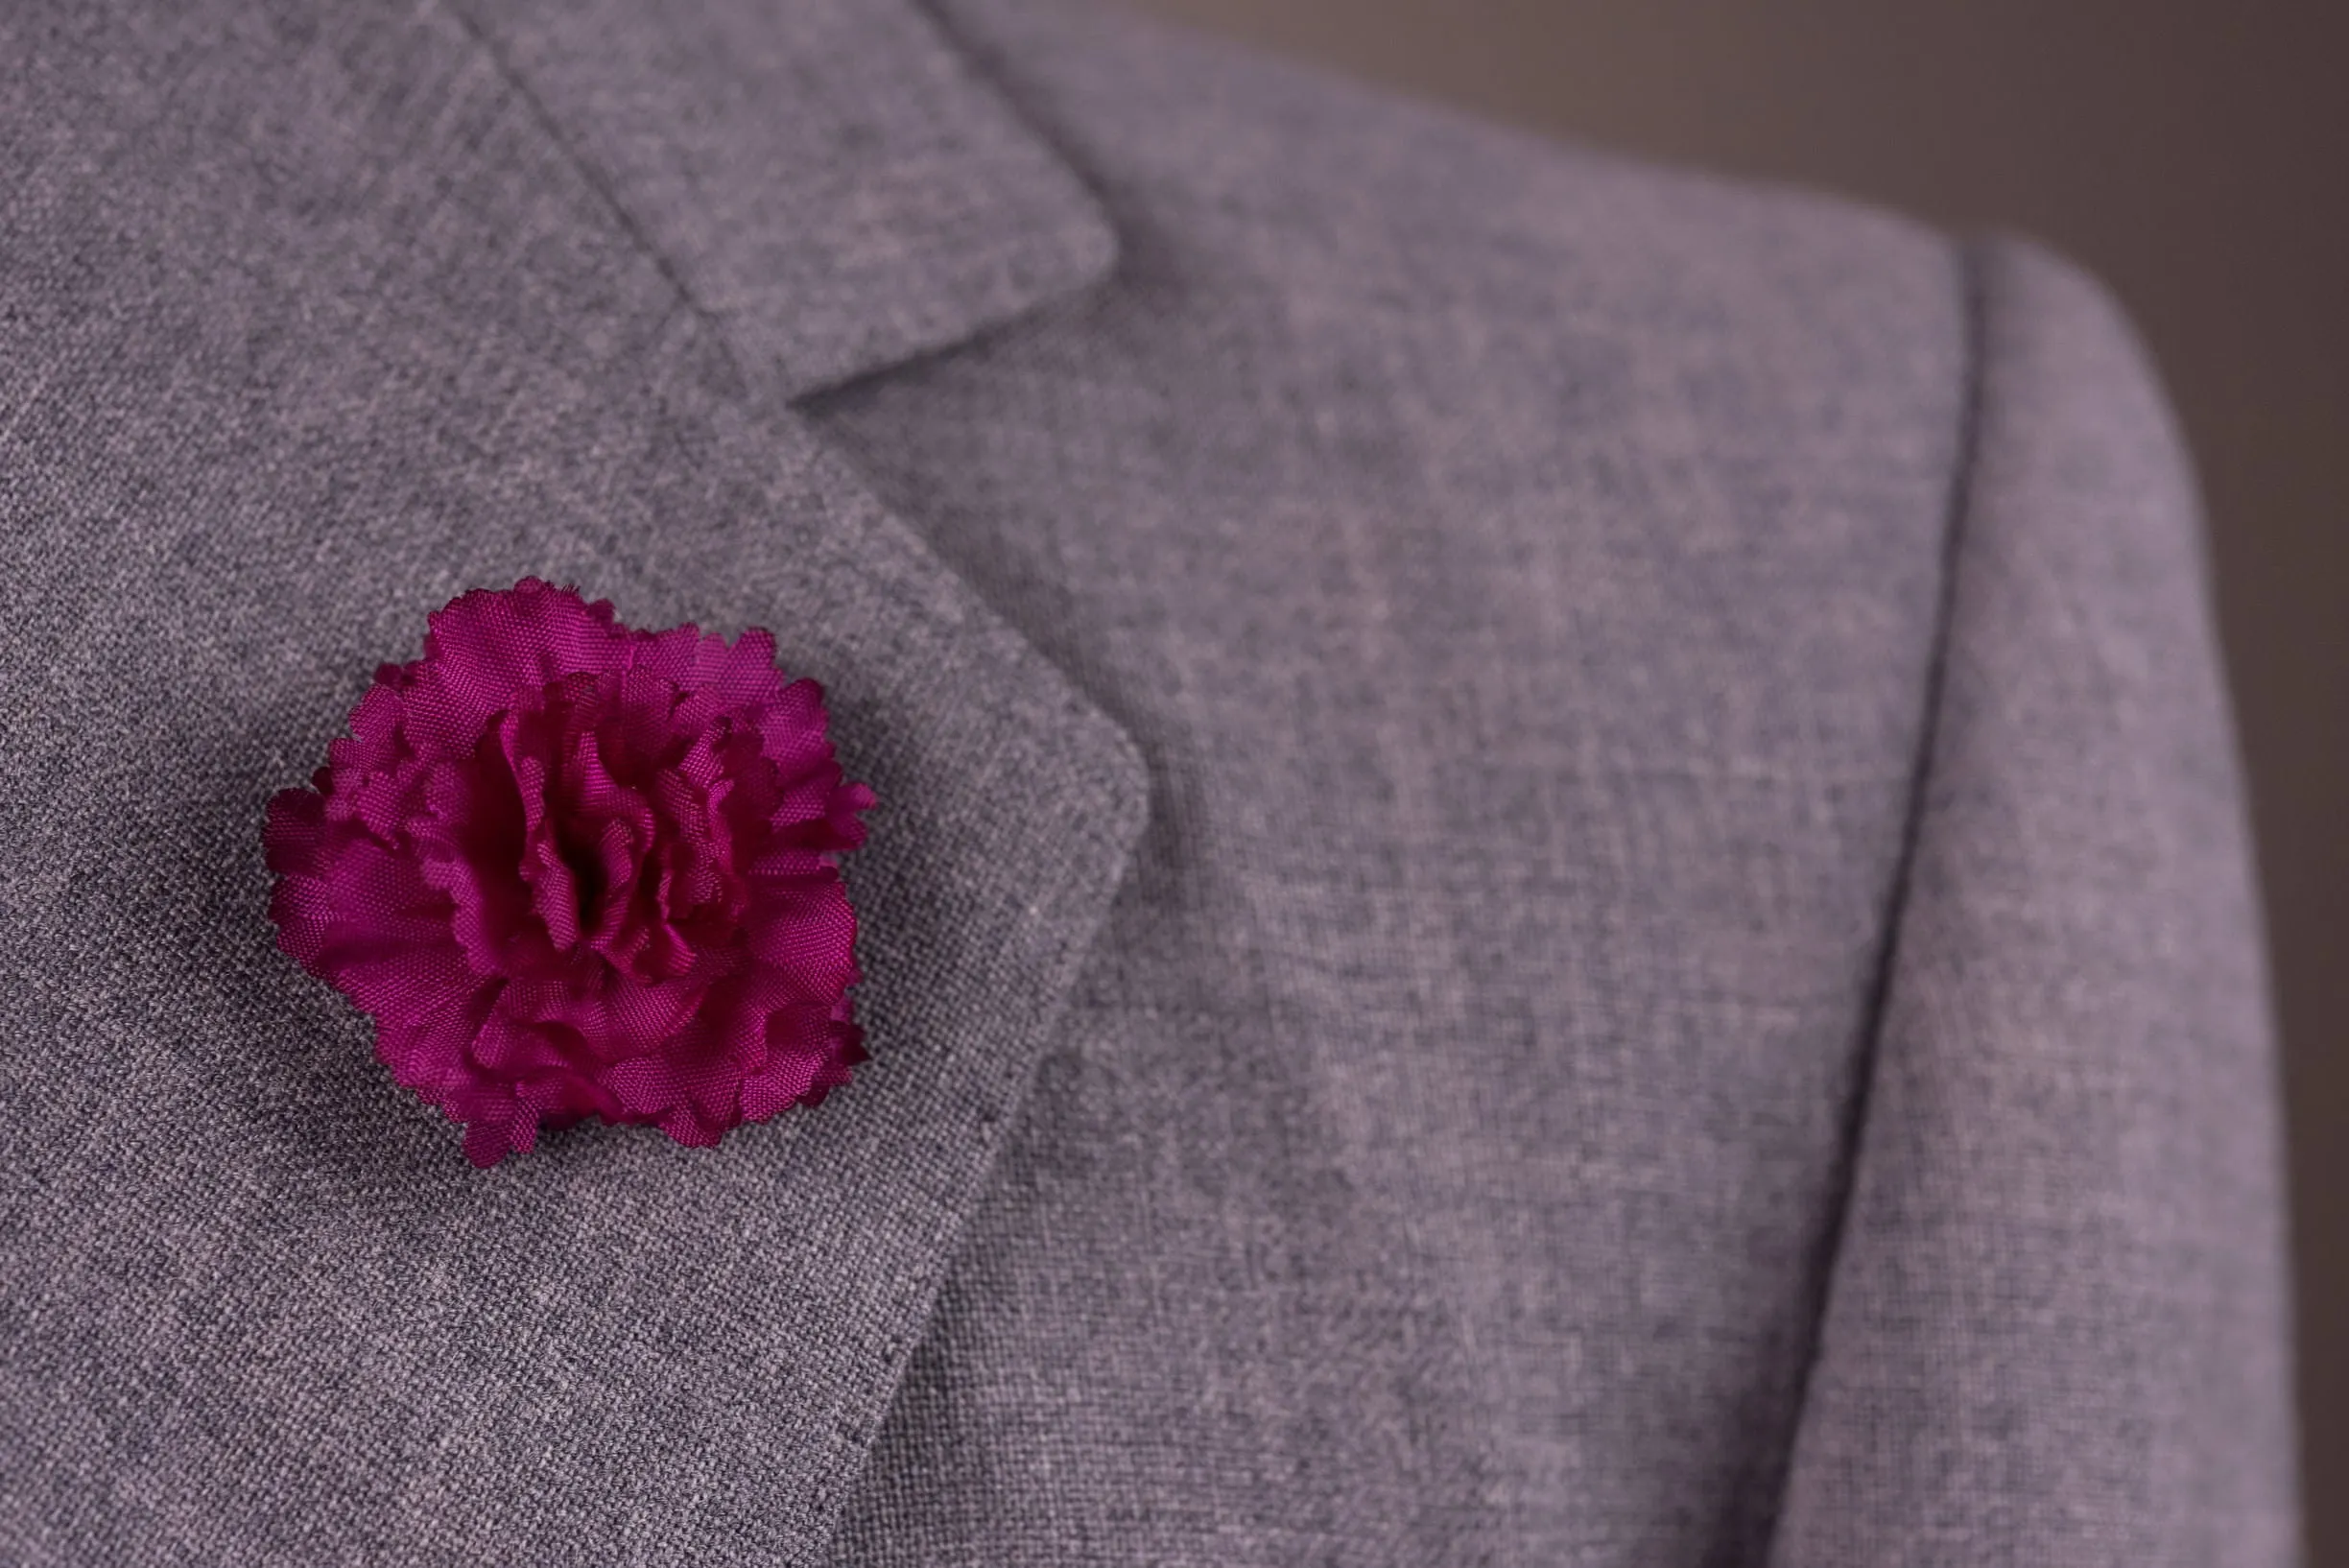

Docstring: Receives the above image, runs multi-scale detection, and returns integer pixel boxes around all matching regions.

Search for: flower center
[555,822,606,934]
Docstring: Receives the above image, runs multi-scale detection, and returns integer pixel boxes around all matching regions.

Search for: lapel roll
[0,0,1142,1561]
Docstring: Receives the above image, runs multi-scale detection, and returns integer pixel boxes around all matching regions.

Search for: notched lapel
[0,1,1141,1561]
[455,0,1121,400]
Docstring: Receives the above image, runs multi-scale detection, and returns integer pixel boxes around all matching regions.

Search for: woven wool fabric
[0,0,2297,1563]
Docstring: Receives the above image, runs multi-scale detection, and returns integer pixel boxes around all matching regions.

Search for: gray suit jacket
[0,0,2299,1562]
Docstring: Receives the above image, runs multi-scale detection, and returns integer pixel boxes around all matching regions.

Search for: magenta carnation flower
[264,580,875,1167]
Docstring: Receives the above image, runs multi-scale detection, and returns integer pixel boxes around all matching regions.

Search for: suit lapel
[455,0,1119,400]
[0,0,1140,1559]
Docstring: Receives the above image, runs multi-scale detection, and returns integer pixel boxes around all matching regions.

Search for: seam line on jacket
[1755,232,1991,1558]
[434,0,749,397]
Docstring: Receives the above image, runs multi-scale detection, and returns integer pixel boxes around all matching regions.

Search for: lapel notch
[457,0,1119,399]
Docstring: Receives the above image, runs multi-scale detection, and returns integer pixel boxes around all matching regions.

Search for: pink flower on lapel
[264,580,875,1167]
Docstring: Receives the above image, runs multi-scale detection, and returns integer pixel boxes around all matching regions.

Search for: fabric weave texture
[0,0,2298,1563]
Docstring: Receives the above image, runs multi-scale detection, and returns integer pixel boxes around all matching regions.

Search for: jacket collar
[456,0,1118,399]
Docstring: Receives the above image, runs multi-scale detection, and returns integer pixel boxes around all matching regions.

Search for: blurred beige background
[1107,0,2349,1556]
